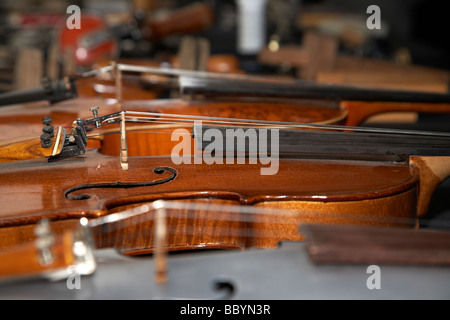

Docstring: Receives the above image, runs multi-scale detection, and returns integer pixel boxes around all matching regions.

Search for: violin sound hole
[64,167,177,200]
[153,167,166,174]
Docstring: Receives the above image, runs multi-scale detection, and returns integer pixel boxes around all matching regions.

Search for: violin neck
[194,125,450,161]
[179,75,450,103]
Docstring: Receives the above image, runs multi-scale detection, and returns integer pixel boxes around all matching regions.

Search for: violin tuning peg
[42,125,54,137]
[40,133,53,148]
[42,116,52,126]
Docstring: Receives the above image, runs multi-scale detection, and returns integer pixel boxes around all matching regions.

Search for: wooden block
[300,32,338,80]
[258,45,308,68]
[14,48,43,90]
[178,36,210,71]
[303,224,450,265]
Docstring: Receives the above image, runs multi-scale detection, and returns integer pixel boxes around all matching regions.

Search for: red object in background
[13,13,64,28]
[57,14,118,68]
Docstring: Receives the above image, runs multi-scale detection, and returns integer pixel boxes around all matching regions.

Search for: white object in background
[236,0,268,55]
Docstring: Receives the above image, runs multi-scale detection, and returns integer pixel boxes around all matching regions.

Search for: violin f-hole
[64,167,178,200]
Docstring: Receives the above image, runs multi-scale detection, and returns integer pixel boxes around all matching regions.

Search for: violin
[1,107,450,244]
[0,99,450,282]
[73,54,243,100]
[2,6,449,298]
[1,62,450,147]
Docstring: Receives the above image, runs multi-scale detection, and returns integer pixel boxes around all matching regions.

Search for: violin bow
[2,61,450,108]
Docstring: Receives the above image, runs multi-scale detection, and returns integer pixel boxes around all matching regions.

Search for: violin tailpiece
[51,126,65,157]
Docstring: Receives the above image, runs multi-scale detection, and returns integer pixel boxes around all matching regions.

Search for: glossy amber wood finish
[342,101,450,126]
[100,99,347,157]
[0,150,420,254]
[0,98,347,160]
[0,230,75,280]
[0,136,55,163]
[0,98,344,136]
[0,97,116,141]
[3,97,450,150]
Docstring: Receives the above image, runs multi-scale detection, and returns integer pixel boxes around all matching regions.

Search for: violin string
[101,114,308,130]
[78,62,395,90]
[78,63,300,95]
[116,63,301,85]
[70,64,450,245]
[122,117,299,129]
[80,62,450,103]
[93,73,179,85]
[101,110,450,137]
[78,62,450,137]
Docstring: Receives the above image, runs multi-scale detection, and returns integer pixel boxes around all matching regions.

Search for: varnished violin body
[0,149,424,255]
[1,64,450,260]
[2,86,450,149]
[0,97,346,152]
[5,94,450,160]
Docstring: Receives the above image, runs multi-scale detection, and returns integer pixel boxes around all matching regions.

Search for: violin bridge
[154,205,168,284]
[120,111,128,170]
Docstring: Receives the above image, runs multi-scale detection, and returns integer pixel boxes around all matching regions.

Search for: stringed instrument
[0,90,449,282]
[1,63,450,147]
[6,198,448,284]
[1,105,450,254]
[73,53,243,100]
[2,5,450,298]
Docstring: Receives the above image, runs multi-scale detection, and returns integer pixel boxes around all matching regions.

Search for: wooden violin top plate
[0,150,419,227]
